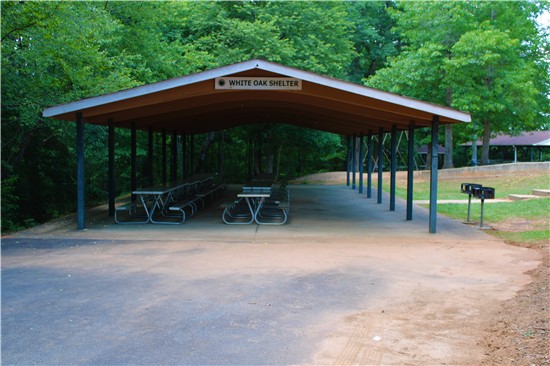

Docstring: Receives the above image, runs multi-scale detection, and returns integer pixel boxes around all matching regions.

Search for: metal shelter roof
[43,59,470,135]
[462,131,550,147]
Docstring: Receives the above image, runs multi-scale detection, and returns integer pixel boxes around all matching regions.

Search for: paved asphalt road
[1,185,537,365]
[2,237,384,365]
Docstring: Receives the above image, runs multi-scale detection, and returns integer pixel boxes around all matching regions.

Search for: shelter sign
[215,77,302,90]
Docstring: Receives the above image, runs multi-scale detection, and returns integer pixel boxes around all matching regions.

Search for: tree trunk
[274,144,283,181]
[354,137,361,171]
[443,87,454,169]
[196,132,216,172]
[254,142,261,176]
[471,132,478,166]
[6,119,42,169]
[443,124,454,169]
[426,142,432,170]
[481,117,491,165]
[266,152,274,174]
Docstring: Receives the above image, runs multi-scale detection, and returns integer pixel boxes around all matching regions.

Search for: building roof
[417,145,446,154]
[43,59,470,135]
[463,131,550,147]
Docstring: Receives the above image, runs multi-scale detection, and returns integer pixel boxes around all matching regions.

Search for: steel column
[247,138,253,181]
[429,115,440,233]
[162,129,167,185]
[76,112,85,230]
[131,123,137,202]
[190,134,195,175]
[148,126,154,186]
[182,133,187,179]
[377,128,383,204]
[352,134,357,190]
[367,131,373,198]
[406,122,415,220]
[390,125,397,211]
[171,130,177,182]
[108,119,115,217]
[359,133,364,194]
[219,130,225,182]
[346,135,351,187]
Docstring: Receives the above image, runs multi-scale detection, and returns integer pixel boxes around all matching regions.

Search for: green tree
[176,1,356,78]
[367,1,476,168]
[367,1,548,166]
[444,3,548,164]
[347,1,399,83]
[2,1,361,230]
[1,1,138,230]
[174,1,357,179]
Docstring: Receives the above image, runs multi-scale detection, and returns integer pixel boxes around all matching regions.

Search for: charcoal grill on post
[460,184,495,228]
[461,183,482,224]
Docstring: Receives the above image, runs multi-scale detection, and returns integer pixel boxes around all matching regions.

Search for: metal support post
[377,128,383,204]
[162,129,167,185]
[76,112,86,230]
[247,138,253,181]
[359,133,364,193]
[346,135,351,187]
[148,126,154,186]
[352,134,357,190]
[390,125,397,211]
[108,119,115,217]
[131,123,137,202]
[182,133,187,179]
[467,194,473,222]
[190,134,195,175]
[219,130,225,182]
[406,122,415,220]
[429,115,440,234]
[480,198,486,228]
[171,130,177,182]
[367,131,373,198]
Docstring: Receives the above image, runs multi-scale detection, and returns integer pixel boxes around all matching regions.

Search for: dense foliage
[367,1,549,165]
[1,1,548,231]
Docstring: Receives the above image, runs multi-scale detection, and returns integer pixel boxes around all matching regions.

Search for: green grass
[387,171,549,246]
[386,171,550,200]
[435,198,550,223]
[425,198,549,246]
[493,230,550,245]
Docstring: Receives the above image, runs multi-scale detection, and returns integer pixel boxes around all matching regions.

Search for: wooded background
[2,1,548,231]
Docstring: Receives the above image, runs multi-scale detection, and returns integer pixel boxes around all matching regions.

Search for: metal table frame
[236,191,272,225]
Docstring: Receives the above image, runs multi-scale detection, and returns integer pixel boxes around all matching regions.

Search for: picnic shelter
[42,59,471,233]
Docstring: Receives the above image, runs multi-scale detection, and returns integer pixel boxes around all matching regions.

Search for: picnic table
[115,173,217,224]
[238,181,273,224]
[221,179,289,225]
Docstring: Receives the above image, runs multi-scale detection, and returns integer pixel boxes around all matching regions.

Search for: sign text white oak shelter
[215,77,302,90]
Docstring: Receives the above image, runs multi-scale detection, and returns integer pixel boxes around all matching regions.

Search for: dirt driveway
[1,185,540,365]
